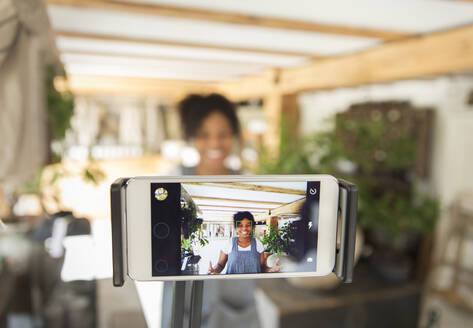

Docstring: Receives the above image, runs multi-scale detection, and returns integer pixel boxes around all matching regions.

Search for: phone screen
[150,181,320,276]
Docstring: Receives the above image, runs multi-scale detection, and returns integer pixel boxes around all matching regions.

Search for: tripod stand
[171,281,204,328]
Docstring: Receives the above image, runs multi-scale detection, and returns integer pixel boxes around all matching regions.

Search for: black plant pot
[367,228,422,283]
[181,254,201,275]
[370,249,414,283]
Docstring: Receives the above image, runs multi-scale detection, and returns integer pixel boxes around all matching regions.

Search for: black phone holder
[334,179,358,283]
[111,177,358,286]
[110,178,129,287]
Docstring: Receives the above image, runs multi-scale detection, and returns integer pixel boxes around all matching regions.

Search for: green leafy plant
[181,238,193,254]
[260,222,296,255]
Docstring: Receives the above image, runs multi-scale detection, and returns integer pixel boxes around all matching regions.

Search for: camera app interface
[150,181,320,276]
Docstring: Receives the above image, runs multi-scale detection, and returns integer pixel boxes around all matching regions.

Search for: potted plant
[260,221,297,271]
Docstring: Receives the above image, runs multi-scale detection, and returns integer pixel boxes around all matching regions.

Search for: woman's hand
[268,258,282,273]
[260,253,283,273]
[208,261,219,275]
[208,251,227,274]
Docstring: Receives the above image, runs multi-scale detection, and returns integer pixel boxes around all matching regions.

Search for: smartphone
[116,175,341,282]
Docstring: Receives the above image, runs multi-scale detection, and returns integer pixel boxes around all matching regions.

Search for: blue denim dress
[226,237,261,274]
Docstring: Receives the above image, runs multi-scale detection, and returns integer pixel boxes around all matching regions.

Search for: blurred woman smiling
[178,93,240,175]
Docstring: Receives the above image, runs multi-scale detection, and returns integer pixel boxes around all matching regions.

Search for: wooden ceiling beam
[184,182,306,195]
[54,30,317,57]
[47,0,407,40]
[279,24,473,94]
[56,74,215,100]
[270,198,305,216]
[255,198,305,221]
[214,70,276,102]
[216,23,473,99]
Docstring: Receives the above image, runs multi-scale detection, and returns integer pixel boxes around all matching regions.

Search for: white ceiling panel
[197,205,270,212]
[198,207,267,214]
[130,0,473,34]
[200,210,261,216]
[47,5,381,56]
[56,37,309,67]
[61,53,264,75]
[64,63,235,80]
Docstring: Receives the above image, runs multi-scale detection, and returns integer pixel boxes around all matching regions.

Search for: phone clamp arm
[333,179,358,283]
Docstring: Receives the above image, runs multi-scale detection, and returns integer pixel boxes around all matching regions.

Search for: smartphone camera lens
[153,222,170,239]
[154,260,168,273]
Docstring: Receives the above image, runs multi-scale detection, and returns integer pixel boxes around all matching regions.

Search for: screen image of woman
[208,211,282,274]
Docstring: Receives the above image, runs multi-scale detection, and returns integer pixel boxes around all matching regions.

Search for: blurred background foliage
[46,64,75,146]
[258,103,440,240]
[15,65,105,215]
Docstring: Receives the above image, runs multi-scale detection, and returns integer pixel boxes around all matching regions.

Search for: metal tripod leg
[171,280,204,328]
[171,281,186,328]
[189,280,203,328]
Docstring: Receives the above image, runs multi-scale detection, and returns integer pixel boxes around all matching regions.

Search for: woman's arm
[260,253,282,273]
[208,250,228,274]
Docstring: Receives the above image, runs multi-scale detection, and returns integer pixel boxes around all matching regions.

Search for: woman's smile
[205,149,224,161]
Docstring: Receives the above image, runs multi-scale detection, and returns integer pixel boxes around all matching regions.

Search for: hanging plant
[45,64,75,145]
[181,200,208,254]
